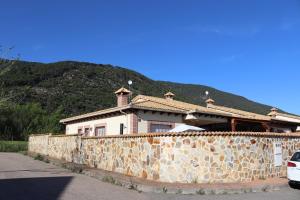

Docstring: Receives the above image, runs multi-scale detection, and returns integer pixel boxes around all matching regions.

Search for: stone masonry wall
[48,135,80,162]
[28,132,300,183]
[28,134,49,155]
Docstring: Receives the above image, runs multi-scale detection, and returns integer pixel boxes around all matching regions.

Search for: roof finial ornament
[205,98,215,107]
[114,87,131,95]
[268,107,278,117]
[164,91,175,100]
[271,107,278,112]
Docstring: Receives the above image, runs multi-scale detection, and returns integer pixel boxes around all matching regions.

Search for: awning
[168,124,205,132]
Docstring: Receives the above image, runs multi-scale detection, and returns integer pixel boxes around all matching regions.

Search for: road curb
[81,168,288,195]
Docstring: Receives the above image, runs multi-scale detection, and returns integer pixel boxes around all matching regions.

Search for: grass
[102,175,122,186]
[162,186,168,193]
[196,188,206,195]
[34,153,44,161]
[0,140,28,152]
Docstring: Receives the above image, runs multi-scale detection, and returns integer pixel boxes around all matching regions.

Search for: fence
[29,132,300,183]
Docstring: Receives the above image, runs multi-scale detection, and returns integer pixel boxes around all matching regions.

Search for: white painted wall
[65,114,131,136]
[65,111,192,135]
[136,111,185,133]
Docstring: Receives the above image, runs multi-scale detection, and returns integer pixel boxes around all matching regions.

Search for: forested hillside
[0,60,280,140]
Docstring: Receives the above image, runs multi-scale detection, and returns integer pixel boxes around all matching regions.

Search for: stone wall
[48,135,80,162]
[28,134,49,155]
[28,132,300,183]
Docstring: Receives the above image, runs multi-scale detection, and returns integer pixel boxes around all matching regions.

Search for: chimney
[115,87,131,107]
[205,98,215,107]
[164,92,175,100]
[268,107,278,117]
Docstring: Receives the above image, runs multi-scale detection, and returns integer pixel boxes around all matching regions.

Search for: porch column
[130,112,138,134]
[231,118,237,132]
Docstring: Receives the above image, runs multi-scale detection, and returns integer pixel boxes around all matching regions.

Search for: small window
[78,128,83,135]
[95,126,106,136]
[291,152,300,162]
[120,123,124,135]
[84,128,90,136]
[150,124,172,133]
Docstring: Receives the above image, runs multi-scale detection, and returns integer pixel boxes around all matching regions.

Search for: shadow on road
[290,185,300,190]
[0,176,73,200]
[0,167,60,173]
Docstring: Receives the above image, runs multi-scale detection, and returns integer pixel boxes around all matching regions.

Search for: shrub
[34,154,44,161]
[0,141,28,152]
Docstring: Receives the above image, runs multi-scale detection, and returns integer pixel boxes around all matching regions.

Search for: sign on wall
[273,142,282,167]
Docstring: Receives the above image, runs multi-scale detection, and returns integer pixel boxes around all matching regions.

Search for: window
[291,152,300,162]
[95,126,106,136]
[120,123,124,135]
[150,124,172,133]
[84,127,90,136]
[78,128,83,135]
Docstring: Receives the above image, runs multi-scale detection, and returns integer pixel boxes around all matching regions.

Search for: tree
[0,46,20,107]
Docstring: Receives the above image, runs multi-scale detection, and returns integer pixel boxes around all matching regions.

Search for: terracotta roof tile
[60,105,131,123]
[132,95,270,121]
[276,112,300,120]
[132,95,208,112]
[60,94,298,124]
[207,104,270,121]
[131,100,185,113]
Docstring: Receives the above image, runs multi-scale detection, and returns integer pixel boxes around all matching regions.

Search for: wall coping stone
[49,134,78,137]
[29,133,52,136]
[83,131,300,139]
[61,131,300,139]
[30,131,300,140]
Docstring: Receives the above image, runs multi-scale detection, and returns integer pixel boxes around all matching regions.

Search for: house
[60,87,300,136]
[267,108,300,132]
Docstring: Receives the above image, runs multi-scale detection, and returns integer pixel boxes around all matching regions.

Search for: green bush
[0,140,28,152]
[34,153,44,161]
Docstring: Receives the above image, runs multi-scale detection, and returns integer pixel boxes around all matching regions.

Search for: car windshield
[291,152,300,162]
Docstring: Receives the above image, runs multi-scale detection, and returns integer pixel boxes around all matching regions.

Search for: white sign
[273,142,282,167]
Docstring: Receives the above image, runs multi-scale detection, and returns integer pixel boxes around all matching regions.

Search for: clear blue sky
[1,0,300,114]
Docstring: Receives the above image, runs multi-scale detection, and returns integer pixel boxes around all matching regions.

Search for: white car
[287,150,300,188]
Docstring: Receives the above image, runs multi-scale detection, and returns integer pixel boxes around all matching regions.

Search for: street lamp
[128,80,133,102]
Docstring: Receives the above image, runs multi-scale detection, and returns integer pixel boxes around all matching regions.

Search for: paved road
[0,153,300,200]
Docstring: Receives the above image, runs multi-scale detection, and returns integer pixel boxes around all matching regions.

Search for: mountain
[0,60,280,117]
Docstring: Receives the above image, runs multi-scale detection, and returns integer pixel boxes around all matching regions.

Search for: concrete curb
[26,152,289,195]
[81,168,287,195]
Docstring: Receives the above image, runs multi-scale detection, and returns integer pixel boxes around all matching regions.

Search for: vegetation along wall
[28,132,300,184]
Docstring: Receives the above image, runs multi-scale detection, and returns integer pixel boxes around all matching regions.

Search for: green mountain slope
[0,60,279,117]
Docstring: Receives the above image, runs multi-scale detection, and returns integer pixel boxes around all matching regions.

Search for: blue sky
[1,0,300,114]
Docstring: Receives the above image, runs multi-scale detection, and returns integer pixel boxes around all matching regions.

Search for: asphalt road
[0,153,300,200]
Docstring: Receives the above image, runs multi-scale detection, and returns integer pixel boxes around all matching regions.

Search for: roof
[270,112,300,123]
[132,95,215,113]
[131,99,185,113]
[60,105,131,123]
[164,91,175,97]
[131,95,269,120]
[207,104,270,121]
[276,112,300,120]
[114,87,131,94]
[205,98,215,104]
[60,93,300,124]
